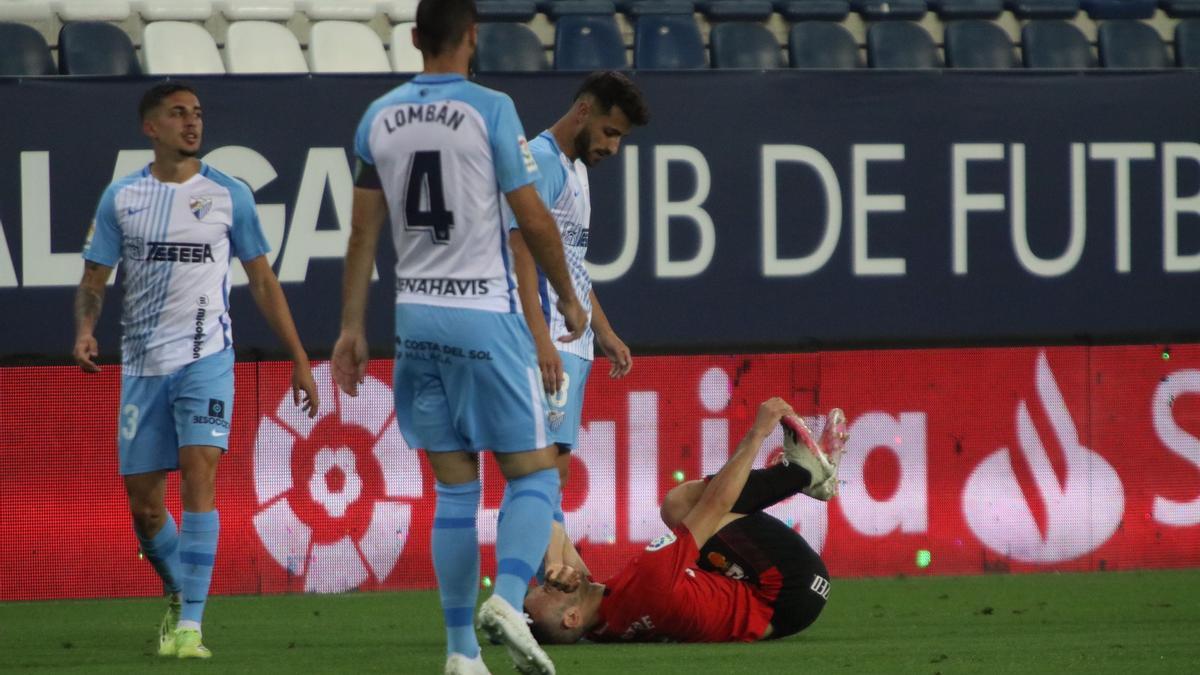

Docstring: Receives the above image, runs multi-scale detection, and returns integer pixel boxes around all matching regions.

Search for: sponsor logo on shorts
[208,398,225,419]
[810,574,831,600]
[191,414,231,430]
[192,308,206,359]
[395,277,489,297]
[705,551,746,580]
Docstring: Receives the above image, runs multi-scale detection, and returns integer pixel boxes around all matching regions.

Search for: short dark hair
[139,82,197,120]
[575,71,650,127]
[415,0,478,57]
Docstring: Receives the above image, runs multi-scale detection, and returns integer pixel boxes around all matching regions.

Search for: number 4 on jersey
[405,151,454,244]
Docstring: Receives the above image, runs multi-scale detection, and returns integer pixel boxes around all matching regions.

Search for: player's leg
[702,513,830,639]
[168,349,234,659]
[660,463,814,530]
[393,303,486,667]
[118,372,184,656]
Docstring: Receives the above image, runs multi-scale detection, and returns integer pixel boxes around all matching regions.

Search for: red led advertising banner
[2,345,1199,601]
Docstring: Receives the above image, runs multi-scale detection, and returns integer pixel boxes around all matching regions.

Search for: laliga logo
[251,364,423,592]
[962,352,1124,564]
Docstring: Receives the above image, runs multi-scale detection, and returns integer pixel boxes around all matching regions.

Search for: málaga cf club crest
[189,196,213,220]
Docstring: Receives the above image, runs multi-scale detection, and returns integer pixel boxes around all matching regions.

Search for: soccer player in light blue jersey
[72,82,319,660]
[509,72,649,533]
[332,2,586,674]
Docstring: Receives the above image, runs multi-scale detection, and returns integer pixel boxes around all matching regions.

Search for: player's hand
[332,330,368,396]
[595,329,632,379]
[536,337,564,395]
[544,563,582,593]
[292,361,320,418]
[753,397,796,436]
[73,334,101,373]
[556,296,587,344]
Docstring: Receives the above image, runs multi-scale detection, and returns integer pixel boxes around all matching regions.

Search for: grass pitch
[2,570,1198,674]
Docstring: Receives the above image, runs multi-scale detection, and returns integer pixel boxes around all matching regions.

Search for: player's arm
[589,289,631,379]
[243,256,318,417]
[511,229,563,394]
[543,521,591,590]
[73,261,113,373]
[506,186,586,343]
[333,185,387,396]
[682,398,796,549]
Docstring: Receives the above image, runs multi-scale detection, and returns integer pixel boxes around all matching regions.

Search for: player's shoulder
[104,166,149,197]
[528,133,560,162]
[198,164,253,200]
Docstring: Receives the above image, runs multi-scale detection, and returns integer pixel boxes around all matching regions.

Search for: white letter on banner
[1089,143,1155,273]
[761,145,841,276]
[1153,369,1200,526]
[280,148,377,283]
[1163,142,1200,273]
[839,412,928,536]
[587,145,639,282]
[203,146,288,286]
[1011,143,1086,277]
[20,151,78,287]
[654,146,714,278]
[627,391,662,542]
[0,217,16,288]
[951,144,1005,275]
[565,421,617,544]
[852,144,906,276]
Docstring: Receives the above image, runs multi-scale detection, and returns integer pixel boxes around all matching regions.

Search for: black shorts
[697,512,830,639]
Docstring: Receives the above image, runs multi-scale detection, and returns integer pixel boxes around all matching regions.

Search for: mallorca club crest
[189,196,213,220]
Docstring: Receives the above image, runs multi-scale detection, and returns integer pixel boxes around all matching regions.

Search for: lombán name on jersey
[396,277,489,296]
[382,103,465,134]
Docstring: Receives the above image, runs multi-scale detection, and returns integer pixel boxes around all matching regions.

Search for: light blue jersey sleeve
[486,93,539,194]
[354,99,382,166]
[82,184,122,267]
[207,168,270,261]
[529,137,567,207]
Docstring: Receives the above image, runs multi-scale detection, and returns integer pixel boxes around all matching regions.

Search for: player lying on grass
[524,399,848,643]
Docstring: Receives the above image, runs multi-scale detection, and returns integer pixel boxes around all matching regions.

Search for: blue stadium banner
[1,72,1198,358]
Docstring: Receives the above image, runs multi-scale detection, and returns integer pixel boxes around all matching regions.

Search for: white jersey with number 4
[354,74,539,314]
[82,163,270,377]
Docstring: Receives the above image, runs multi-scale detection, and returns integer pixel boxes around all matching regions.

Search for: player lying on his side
[524,399,848,643]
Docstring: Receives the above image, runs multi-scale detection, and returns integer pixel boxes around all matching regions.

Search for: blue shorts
[547,352,592,452]
[392,303,549,453]
[117,349,234,475]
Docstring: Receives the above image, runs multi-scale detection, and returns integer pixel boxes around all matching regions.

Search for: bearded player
[525,400,847,643]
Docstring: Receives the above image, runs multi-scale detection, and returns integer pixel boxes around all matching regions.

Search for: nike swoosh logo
[126,206,150,216]
[211,430,227,437]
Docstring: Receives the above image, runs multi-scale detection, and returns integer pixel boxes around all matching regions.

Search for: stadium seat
[214,0,295,21]
[928,0,1003,18]
[296,0,377,21]
[380,0,419,22]
[1004,0,1079,18]
[850,0,928,20]
[709,22,783,68]
[1021,20,1095,68]
[0,1,56,21]
[944,20,1017,68]
[0,21,55,76]
[58,21,142,75]
[1097,20,1168,68]
[773,0,850,21]
[553,9,627,70]
[476,0,538,21]
[697,0,773,20]
[476,22,548,71]
[1162,0,1200,17]
[308,20,389,73]
[131,1,214,21]
[391,22,423,72]
[142,20,225,74]
[788,21,859,68]
[56,1,132,21]
[1081,0,1155,19]
[1177,19,1200,67]
[632,5,706,69]
[224,20,308,73]
[867,21,941,68]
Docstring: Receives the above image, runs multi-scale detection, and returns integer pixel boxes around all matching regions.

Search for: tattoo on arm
[74,263,106,329]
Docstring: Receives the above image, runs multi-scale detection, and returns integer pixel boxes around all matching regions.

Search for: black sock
[711,464,813,514]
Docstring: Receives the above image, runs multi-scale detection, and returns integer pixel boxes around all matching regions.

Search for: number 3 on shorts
[121,404,140,440]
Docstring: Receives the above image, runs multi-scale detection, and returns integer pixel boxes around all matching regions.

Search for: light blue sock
[179,510,219,626]
[137,512,182,594]
[432,481,481,659]
[494,468,559,609]
[531,491,565,584]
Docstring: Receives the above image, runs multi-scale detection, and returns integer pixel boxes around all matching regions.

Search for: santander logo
[962,352,1124,564]
[251,364,424,592]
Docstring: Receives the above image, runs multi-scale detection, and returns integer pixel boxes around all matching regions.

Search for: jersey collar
[413,73,465,84]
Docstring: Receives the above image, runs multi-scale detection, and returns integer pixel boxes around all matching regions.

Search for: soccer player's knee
[129,500,165,532]
[661,480,705,528]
